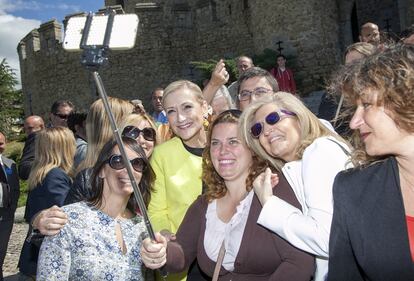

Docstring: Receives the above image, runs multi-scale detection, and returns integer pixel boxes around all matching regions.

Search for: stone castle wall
[19,0,410,116]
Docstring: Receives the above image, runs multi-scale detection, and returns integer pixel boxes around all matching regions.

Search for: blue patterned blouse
[37,201,148,281]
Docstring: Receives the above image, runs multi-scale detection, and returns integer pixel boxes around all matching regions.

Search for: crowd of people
[0,21,413,281]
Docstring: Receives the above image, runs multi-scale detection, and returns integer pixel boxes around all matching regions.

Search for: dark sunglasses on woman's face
[250,109,296,138]
[106,154,146,172]
[122,125,156,141]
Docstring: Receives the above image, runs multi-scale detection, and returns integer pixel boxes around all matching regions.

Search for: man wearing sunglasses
[49,100,74,128]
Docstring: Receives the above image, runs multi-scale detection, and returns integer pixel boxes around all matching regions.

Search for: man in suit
[19,116,44,180]
[0,132,20,280]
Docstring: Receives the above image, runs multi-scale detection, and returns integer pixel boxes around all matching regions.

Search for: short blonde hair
[162,80,205,108]
[240,92,346,171]
[28,127,76,189]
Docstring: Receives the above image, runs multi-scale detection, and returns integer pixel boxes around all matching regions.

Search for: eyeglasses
[152,96,163,101]
[122,126,156,142]
[106,154,146,172]
[238,87,273,101]
[53,113,70,120]
[250,110,296,138]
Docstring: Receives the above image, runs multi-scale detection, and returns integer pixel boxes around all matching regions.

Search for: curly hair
[330,43,414,166]
[202,110,268,202]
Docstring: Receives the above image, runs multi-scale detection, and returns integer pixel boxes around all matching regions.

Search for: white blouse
[204,191,254,271]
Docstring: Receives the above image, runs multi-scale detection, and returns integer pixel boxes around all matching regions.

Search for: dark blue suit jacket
[0,156,20,221]
[328,157,414,280]
[18,132,36,180]
[18,167,71,275]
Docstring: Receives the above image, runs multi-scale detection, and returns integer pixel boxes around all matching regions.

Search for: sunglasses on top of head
[106,154,146,173]
[250,109,296,138]
[122,125,156,142]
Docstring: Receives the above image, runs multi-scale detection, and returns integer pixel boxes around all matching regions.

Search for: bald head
[24,115,45,136]
[236,56,254,75]
[359,22,380,45]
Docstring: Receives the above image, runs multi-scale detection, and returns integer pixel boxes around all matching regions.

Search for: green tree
[190,58,238,85]
[0,59,24,139]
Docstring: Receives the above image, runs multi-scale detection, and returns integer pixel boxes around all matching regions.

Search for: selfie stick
[78,11,168,278]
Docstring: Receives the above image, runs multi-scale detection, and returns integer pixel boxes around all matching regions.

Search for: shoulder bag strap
[212,241,226,281]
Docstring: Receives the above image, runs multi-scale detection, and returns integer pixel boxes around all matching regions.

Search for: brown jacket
[166,172,315,281]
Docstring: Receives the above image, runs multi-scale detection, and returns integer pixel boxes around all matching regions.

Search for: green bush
[18,180,28,208]
[4,140,24,164]
[190,58,238,85]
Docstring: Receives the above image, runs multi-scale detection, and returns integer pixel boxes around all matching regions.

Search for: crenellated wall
[18,0,412,116]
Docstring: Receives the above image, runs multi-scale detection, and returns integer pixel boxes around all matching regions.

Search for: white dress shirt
[204,191,254,271]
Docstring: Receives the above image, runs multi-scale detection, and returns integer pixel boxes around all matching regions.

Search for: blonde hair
[77,97,134,172]
[28,127,76,190]
[162,80,205,108]
[120,113,160,144]
[240,92,347,171]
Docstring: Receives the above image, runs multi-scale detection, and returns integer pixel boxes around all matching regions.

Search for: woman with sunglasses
[30,97,136,237]
[121,113,159,158]
[148,80,210,281]
[37,137,154,280]
[141,110,314,280]
[240,93,352,281]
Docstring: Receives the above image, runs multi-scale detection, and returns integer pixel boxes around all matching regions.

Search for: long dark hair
[88,137,155,213]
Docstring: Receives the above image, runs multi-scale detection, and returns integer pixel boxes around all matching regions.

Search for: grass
[4,140,28,208]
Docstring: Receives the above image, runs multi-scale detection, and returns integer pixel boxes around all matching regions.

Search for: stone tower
[17,0,414,116]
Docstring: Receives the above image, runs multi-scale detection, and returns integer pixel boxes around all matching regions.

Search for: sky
[0,0,103,87]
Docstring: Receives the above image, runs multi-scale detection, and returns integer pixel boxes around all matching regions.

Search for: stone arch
[350,2,359,42]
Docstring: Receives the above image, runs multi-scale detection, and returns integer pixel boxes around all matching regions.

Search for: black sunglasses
[250,109,296,138]
[122,125,156,142]
[106,154,146,172]
[54,113,70,120]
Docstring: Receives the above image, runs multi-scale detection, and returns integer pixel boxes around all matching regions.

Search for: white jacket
[257,136,352,281]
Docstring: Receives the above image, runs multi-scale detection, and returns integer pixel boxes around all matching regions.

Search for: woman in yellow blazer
[148,80,209,281]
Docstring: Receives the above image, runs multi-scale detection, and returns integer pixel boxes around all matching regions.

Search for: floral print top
[37,201,148,281]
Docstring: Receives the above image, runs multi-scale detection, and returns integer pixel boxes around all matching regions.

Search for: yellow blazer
[148,137,203,281]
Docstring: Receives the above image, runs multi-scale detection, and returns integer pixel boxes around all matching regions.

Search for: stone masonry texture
[17,0,414,117]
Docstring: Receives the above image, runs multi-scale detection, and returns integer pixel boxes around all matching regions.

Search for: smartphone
[63,13,139,51]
